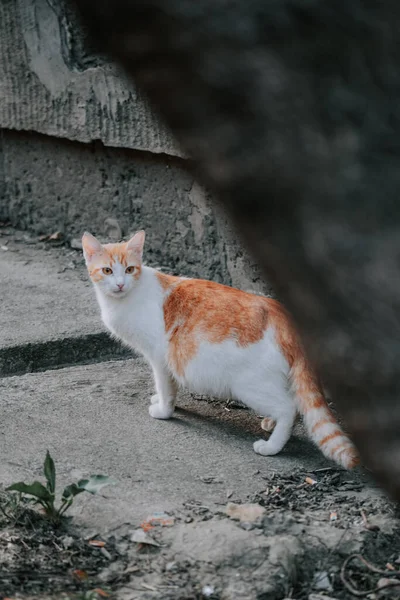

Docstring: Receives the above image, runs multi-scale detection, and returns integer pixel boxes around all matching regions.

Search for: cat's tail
[290,358,360,469]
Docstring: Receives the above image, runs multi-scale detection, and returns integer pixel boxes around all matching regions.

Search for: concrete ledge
[0,333,131,378]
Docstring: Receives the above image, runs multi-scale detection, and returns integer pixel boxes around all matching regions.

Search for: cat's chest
[103,304,143,339]
[101,300,163,357]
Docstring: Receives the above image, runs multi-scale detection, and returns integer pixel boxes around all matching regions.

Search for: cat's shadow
[171,399,323,462]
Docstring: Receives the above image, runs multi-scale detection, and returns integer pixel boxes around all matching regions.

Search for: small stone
[240,522,254,531]
[313,571,332,592]
[62,535,75,549]
[226,502,266,523]
[98,561,124,583]
[202,584,215,597]
[70,238,83,250]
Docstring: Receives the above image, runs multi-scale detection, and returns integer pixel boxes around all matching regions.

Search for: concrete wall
[0,0,180,156]
[0,0,268,293]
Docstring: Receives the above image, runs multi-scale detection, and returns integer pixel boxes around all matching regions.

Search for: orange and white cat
[82,230,359,469]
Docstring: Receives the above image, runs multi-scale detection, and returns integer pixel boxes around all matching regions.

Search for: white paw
[260,417,276,432]
[149,402,174,420]
[253,439,280,456]
[151,394,160,405]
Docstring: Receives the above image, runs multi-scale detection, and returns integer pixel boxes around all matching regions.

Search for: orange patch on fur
[311,417,337,434]
[156,272,179,291]
[158,276,270,375]
[156,272,359,469]
[319,430,343,448]
[103,243,129,267]
[270,306,327,417]
[133,265,142,280]
[86,242,141,283]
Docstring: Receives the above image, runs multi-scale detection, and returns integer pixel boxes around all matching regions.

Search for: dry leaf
[130,529,160,546]
[305,476,317,485]
[140,512,175,531]
[378,577,400,588]
[72,569,89,581]
[49,231,63,241]
[89,540,106,547]
[124,565,140,574]
[93,589,110,598]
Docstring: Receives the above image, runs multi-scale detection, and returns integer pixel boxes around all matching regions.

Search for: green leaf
[6,481,53,502]
[61,482,86,502]
[77,475,114,495]
[44,450,56,494]
[62,475,114,504]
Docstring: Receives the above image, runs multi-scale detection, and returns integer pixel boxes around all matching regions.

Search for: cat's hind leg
[149,364,177,419]
[253,405,296,456]
[238,385,296,456]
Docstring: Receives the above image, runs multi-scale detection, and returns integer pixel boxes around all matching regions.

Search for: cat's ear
[127,230,145,262]
[82,232,103,262]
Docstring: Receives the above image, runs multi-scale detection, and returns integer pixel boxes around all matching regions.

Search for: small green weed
[6,450,114,523]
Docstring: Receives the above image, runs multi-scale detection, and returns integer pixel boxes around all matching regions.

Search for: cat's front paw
[151,394,160,405]
[149,402,174,420]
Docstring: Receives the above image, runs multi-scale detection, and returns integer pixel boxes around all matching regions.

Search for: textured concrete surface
[0,229,340,530]
[0,0,181,156]
[0,228,389,600]
[0,230,132,376]
[0,232,99,348]
[0,131,267,293]
[0,357,329,531]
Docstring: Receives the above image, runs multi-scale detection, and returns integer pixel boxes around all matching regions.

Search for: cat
[82,230,359,469]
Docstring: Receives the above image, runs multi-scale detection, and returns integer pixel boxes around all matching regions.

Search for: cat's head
[82,230,145,298]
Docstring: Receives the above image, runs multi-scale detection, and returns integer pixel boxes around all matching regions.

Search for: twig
[0,502,12,521]
[313,467,341,473]
[360,509,380,531]
[341,554,400,597]
[354,554,400,576]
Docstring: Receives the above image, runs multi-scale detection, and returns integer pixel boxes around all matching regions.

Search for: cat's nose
[117,283,124,290]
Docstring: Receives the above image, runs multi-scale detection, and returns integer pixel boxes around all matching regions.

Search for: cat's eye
[125,266,135,274]
[102,267,113,275]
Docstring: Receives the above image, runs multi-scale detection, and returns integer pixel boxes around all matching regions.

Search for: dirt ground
[1,468,399,600]
[1,223,400,600]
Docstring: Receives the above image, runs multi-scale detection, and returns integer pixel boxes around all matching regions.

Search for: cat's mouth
[112,288,127,296]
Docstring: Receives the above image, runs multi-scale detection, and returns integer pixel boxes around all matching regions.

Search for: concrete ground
[0,227,328,526]
[0,227,397,600]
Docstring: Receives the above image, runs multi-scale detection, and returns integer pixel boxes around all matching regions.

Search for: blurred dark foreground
[72,0,400,500]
